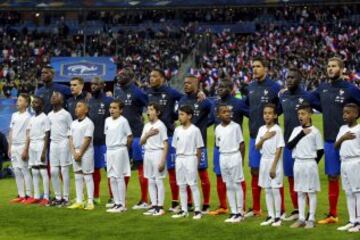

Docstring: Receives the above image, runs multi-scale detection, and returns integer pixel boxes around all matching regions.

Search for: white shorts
[294,159,320,193]
[175,155,198,186]
[50,140,72,167]
[10,144,28,169]
[106,147,131,178]
[341,158,360,193]
[219,151,244,184]
[73,148,94,174]
[259,157,283,188]
[144,149,167,180]
[29,141,47,167]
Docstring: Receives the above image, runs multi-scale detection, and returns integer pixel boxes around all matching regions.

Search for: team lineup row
[7,56,360,232]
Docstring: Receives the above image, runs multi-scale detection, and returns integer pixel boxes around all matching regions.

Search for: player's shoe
[106,198,115,208]
[24,197,41,204]
[84,202,95,211]
[193,211,202,220]
[317,215,338,224]
[67,202,84,209]
[280,212,287,221]
[143,206,157,216]
[107,204,125,213]
[337,222,355,231]
[260,216,275,226]
[271,218,282,227]
[153,208,165,216]
[172,210,189,219]
[245,208,262,218]
[50,199,63,207]
[61,199,70,207]
[187,204,194,212]
[231,214,243,223]
[20,196,32,204]
[10,196,25,204]
[93,198,101,205]
[208,207,228,216]
[290,220,306,228]
[348,223,360,233]
[39,199,50,206]
[201,205,210,214]
[132,201,149,210]
[305,220,315,229]
[283,210,299,221]
[225,214,236,223]
[168,201,180,213]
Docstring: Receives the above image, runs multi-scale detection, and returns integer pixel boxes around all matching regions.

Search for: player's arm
[22,129,30,161]
[127,134,133,150]
[196,148,201,166]
[270,147,283,179]
[255,131,276,150]
[159,140,168,172]
[287,129,310,150]
[239,141,245,166]
[69,135,76,157]
[334,131,356,149]
[7,128,12,158]
[41,131,49,162]
[77,136,92,161]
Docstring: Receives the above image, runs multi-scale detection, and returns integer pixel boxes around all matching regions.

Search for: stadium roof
[0,0,358,9]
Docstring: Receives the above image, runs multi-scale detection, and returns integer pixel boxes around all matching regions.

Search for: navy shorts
[213,146,221,175]
[249,137,261,168]
[324,141,340,176]
[129,137,144,162]
[94,145,106,169]
[283,146,294,177]
[166,136,176,170]
[198,148,208,170]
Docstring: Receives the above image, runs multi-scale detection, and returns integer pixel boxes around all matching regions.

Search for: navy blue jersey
[179,93,212,145]
[311,79,360,142]
[244,77,282,138]
[212,94,249,127]
[279,87,317,142]
[66,91,88,119]
[114,83,148,138]
[35,83,71,114]
[146,85,183,136]
[88,93,113,145]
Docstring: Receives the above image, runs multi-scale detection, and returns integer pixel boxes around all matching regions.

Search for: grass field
[0,115,357,240]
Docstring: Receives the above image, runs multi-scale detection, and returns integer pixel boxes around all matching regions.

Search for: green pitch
[0,115,353,240]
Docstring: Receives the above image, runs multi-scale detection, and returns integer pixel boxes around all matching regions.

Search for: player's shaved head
[217,80,233,98]
[344,103,359,118]
[91,76,105,94]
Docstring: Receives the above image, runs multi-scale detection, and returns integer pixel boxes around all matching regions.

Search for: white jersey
[172,124,204,156]
[48,109,72,143]
[141,119,168,151]
[27,113,50,143]
[70,117,94,150]
[9,111,31,145]
[104,116,132,150]
[289,126,323,159]
[256,124,285,159]
[336,124,360,160]
[215,121,244,154]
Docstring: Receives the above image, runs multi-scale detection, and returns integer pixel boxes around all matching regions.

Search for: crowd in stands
[1,5,360,97]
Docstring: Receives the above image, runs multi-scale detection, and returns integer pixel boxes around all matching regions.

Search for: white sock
[110,177,120,205]
[189,184,201,212]
[308,192,317,221]
[149,179,157,207]
[61,166,70,201]
[22,167,33,197]
[234,182,244,214]
[50,167,61,200]
[155,179,165,207]
[226,182,237,214]
[272,188,281,219]
[14,168,25,198]
[75,173,84,203]
[345,192,356,224]
[298,192,306,221]
[84,174,94,204]
[116,177,126,207]
[265,188,274,219]
[354,192,360,223]
[32,168,41,199]
[179,185,188,212]
[40,168,50,200]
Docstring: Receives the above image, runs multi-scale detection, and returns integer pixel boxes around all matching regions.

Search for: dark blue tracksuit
[243,77,282,168]
[311,79,360,175]
[88,92,113,169]
[279,87,318,176]
[114,83,148,161]
[179,93,213,169]
[35,82,71,114]
[212,94,249,175]
[146,85,183,169]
